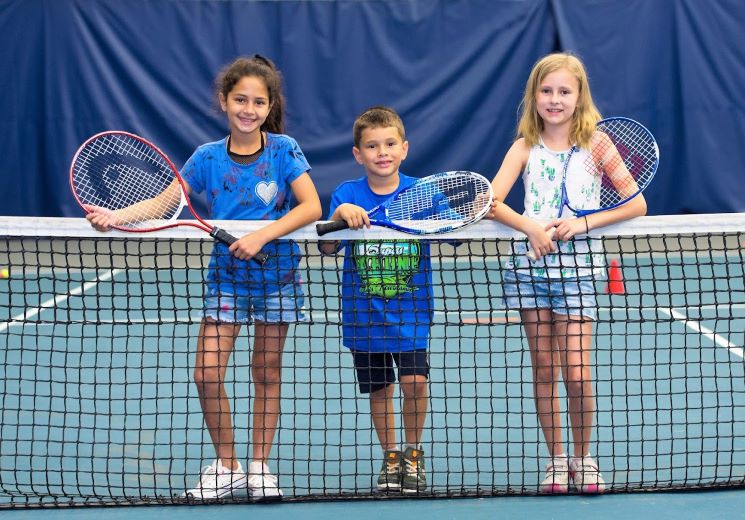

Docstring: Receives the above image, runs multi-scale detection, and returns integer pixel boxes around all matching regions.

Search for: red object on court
[606,259,625,295]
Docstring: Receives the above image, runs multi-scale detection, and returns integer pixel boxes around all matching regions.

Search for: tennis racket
[527,117,658,260]
[315,170,493,236]
[70,131,267,264]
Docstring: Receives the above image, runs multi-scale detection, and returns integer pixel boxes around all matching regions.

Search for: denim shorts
[502,270,597,320]
[203,282,308,324]
[351,350,430,394]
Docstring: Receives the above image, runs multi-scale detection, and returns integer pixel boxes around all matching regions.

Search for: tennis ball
[0,268,8,279]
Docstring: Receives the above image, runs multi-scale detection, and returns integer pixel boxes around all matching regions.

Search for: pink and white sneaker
[569,456,606,493]
[539,457,569,494]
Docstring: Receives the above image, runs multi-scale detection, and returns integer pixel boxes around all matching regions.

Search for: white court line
[0,269,122,333]
[658,307,744,359]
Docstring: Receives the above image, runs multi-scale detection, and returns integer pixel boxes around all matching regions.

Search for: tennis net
[1,215,744,507]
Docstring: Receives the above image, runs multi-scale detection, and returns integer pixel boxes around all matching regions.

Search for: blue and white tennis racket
[315,170,493,236]
[528,117,658,259]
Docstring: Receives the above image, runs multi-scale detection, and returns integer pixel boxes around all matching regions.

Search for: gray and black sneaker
[376,449,402,491]
[401,447,427,494]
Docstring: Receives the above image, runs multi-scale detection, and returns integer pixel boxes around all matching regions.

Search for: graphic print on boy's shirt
[353,239,422,300]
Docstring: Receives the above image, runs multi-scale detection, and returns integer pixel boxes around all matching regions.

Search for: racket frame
[316,170,493,236]
[560,117,659,218]
[70,130,267,263]
[527,117,658,260]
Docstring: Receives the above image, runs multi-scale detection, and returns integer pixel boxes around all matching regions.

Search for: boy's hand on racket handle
[334,203,371,230]
[230,231,270,262]
[526,221,556,261]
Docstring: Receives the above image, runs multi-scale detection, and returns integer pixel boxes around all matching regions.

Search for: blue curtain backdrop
[1,0,743,217]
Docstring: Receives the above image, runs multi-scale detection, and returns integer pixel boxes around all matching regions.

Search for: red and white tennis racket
[70,131,267,264]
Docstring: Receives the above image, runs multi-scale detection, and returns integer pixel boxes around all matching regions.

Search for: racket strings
[589,120,658,208]
[72,134,185,227]
[387,173,492,232]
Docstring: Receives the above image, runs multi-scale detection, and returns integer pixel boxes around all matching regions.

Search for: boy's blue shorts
[202,282,308,324]
[351,350,430,394]
[502,270,597,321]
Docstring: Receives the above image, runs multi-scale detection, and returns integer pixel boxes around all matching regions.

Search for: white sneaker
[569,456,606,493]
[539,457,569,494]
[247,461,283,502]
[182,460,247,500]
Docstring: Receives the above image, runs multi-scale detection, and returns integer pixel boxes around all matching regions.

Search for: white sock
[249,460,270,475]
[404,443,421,451]
[216,459,243,473]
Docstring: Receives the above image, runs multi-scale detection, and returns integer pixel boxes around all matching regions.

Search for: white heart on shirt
[255,181,278,206]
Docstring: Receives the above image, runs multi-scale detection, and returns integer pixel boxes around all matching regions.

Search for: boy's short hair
[353,106,406,148]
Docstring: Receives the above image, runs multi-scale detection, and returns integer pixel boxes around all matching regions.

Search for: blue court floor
[3,489,745,520]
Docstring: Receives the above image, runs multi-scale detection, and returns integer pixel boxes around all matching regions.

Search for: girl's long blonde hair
[517,53,601,149]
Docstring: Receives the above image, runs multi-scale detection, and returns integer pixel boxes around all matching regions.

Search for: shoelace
[385,459,401,474]
[200,463,245,484]
[405,458,421,474]
[385,457,401,473]
[248,472,278,488]
[198,465,230,487]
[545,462,568,478]
[575,461,599,475]
[201,465,218,475]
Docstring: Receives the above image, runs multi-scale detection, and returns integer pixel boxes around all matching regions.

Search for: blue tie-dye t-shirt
[181,133,310,295]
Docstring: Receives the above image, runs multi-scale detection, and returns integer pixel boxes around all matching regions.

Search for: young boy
[320,106,431,494]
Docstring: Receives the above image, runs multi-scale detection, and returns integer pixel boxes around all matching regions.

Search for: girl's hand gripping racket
[70,131,267,264]
[528,117,659,260]
[316,170,493,236]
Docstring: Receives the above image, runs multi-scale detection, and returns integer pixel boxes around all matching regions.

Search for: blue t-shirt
[327,174,433,352]
[181,133,310,295]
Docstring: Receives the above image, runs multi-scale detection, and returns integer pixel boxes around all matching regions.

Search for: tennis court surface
[1,215,743,508]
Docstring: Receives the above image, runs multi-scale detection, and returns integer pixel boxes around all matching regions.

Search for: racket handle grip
[316,220,350,236]
[210,227,268,265]
[527,227,556,261]
[210,226,238,245]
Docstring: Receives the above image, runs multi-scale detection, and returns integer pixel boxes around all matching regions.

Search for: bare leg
[370,384,397,450]
[523,309,564,458]
[194,319,241,470]
[400,375,428,446]
[555,314,595,457]
[250,322,289,463]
